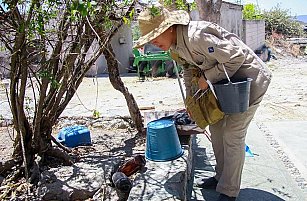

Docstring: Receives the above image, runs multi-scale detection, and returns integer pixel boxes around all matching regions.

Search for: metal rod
[173,61,186,105]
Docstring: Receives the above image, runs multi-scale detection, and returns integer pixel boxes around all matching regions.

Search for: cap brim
[133,11,190,49]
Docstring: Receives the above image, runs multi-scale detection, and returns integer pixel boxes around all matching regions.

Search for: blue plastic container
[145,119,183,162]
[245,144,254,157]
[57,125,91,148]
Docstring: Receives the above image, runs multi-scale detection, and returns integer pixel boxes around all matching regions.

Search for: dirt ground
[1,54,307,161]
[253,55,307,122]
[0,54,307,199]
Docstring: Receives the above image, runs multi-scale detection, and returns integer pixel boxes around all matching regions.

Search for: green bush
[243,3,262,20]
[262,5,304,37]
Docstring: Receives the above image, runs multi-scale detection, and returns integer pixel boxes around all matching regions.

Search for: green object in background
[132,49,173,78]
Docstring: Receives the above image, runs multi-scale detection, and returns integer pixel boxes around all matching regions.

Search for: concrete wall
[220,2,243,39]
[0,24,133,78]
[242,20,265,51]
[86,24,133,76]
[190,2,265,52]
[85,41,108,76]
[190,1,243,39]
[110,24,134,74]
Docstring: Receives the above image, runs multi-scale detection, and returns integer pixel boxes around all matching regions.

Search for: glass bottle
[111,172,132,201]
[117,155,146,177]
[111,172,133,192]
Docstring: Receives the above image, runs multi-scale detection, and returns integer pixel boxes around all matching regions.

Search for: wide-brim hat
[133,7,190,48]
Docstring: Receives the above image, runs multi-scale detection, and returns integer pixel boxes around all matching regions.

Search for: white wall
[0,52,9,78]
[220,2,243,39]
[190,1,243,39]
[86,24,133,76]
[110,24,134,74]
[242,20,265,51]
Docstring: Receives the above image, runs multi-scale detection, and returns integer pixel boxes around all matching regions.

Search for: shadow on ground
[191,187,285,201]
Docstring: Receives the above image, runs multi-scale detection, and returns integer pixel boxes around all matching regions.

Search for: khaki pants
[209,103,259,197]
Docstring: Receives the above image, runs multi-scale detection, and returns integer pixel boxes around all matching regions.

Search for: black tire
[166,60,175,77]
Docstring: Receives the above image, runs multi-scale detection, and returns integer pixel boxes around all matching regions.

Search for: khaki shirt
[171,21,272,105]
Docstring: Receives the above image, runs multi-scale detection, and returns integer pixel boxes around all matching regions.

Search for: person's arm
[192,32,246,83]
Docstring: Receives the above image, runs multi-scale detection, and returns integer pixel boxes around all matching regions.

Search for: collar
[171,25,186,53]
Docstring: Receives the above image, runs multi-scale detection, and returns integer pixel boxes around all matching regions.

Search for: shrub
[243,3,262,20]
[262,5,304,37]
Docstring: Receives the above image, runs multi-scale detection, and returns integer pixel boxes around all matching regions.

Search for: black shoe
[217,193,236,201]
[195,177,218,189]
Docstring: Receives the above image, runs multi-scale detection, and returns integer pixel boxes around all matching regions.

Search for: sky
[139,0,306,16]
[226,0,307,16]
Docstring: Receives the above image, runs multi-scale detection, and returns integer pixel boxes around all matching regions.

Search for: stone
[37,163,105,201]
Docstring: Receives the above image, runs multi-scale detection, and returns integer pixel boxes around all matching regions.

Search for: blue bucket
[145,119,184,162]
[213,78,252,114]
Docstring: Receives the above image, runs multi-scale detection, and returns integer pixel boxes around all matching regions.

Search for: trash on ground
[56,125,91,148]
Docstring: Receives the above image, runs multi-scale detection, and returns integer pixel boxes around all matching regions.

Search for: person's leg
[215,104,259,197]
[195,117,225,189]
[209,118,226,180]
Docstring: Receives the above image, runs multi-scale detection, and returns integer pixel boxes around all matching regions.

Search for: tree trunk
[103,44,144,133]
[195,0,222,24]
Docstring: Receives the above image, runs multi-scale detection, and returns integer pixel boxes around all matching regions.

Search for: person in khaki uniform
[134,6,272,201]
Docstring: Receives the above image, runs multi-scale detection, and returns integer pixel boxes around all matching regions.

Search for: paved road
[191,122,307,201]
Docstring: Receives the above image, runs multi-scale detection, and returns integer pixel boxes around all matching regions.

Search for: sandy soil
[1,55,307,162]
[254,56,307,122]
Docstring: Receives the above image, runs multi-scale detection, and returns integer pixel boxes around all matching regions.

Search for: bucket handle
[201,64,229,100]
[204,63,230,100]
[221,63,232,84]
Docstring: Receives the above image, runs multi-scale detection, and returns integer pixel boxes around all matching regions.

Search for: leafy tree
[243,3,262,20]
[163,0,196,11]
[262,5,303,37]
[0,0,143,183]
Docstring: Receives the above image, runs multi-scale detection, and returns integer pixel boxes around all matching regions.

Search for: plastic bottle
[117,155,146,177]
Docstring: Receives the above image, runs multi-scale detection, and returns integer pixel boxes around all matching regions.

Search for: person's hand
[186,108,192,118]
[198,76,208,90]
